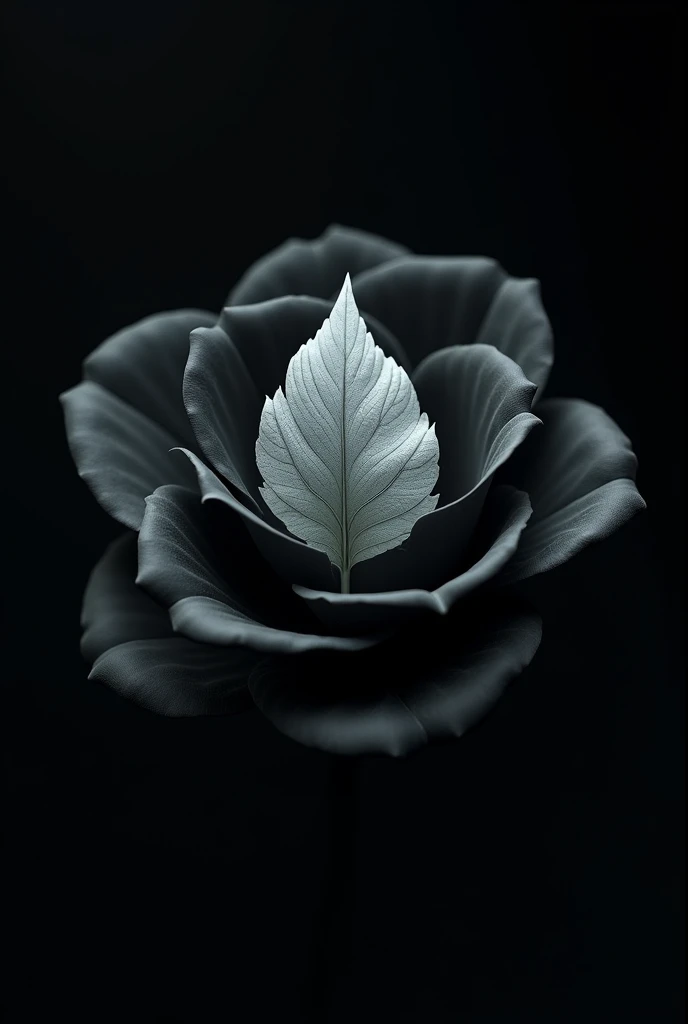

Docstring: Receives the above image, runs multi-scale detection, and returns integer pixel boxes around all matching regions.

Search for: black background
[2,2,684,1022]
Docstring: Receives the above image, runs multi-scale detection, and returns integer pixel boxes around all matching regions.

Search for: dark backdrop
[2,2,684,1022]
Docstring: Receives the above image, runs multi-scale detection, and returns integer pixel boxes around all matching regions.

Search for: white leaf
[255,274,440,592]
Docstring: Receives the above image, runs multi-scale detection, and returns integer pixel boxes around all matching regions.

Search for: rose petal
[414,344,539,504]
[90,639,255,716]
[227,223,409,306]
[169,597,385,654]
[346,345,540,594]
[351,256,555,397]
[350,256,507,368]
[183,323,265,509]
[82,308,217,448]
[81,533,174,662]
[174,448,335,592]
[60,381,199,530]
[249,595,543,756]
[82,533,255,715]
[137,483,383,654]
[294,486,531,632]
[137,484,303,617]
[494,397,646,582]
[473,277,554,399]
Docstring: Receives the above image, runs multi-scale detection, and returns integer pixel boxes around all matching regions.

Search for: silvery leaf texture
[256,275,440,590]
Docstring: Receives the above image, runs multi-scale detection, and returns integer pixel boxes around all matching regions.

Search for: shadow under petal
[295,486,532,633]
[249,593,543,756]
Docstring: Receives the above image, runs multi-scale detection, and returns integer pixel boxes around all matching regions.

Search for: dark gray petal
[82,532,255,715]
[350,256,507,368]
[294,486,531,633]
[90,639,255,716]
[414,344,539,504]
[81,532,174,663]
[473,277,553,399]
[351,257,555,396]
[249,595,543,756]
[494,397,646,582]
[60,381,199,530]
[138,484,302,616]
[137,483,383,654]
[183,323,265,509]
[169,597,383,654]
[83,308,217,448]
[175,448,335,591]
[345,345,540,595]
[227,223,410,306]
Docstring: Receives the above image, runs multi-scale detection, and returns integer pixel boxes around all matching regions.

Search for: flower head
[61,225,645,755]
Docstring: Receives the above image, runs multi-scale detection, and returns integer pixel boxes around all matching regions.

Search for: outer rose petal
[81,532,175,662]
[137,484,385,653]
[82,308,217,448]
[82,533,256,715]
[494,397,646,582]
[61,308,216,530]
[351,256,553,394]
[473,278,553,402]
[249,595,543,756]
[227,223,409,306]
[60,382,200,530]
[90,640,256,717]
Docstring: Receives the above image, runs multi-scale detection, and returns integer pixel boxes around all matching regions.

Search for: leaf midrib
[340,290,350,579]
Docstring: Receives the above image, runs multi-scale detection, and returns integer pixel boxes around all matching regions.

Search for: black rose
[61,225,645,755]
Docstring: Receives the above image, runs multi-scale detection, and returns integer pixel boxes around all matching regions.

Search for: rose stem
[307,755,358,1020]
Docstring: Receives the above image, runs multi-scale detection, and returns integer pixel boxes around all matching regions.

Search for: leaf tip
[335,271,356,307]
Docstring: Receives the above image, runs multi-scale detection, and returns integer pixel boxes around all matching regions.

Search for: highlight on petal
[137,482,384,654]
[183,323,265,510]
[494,397,646,583]
[169,597,384,654]
[345,344,540,595]
[82,533,256,716]
[60,381,199,530]
[82,308,217,448]
[227,223,410,307]
[473,277,554,399]
[293,486,532,633]
[249,595,543,756]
